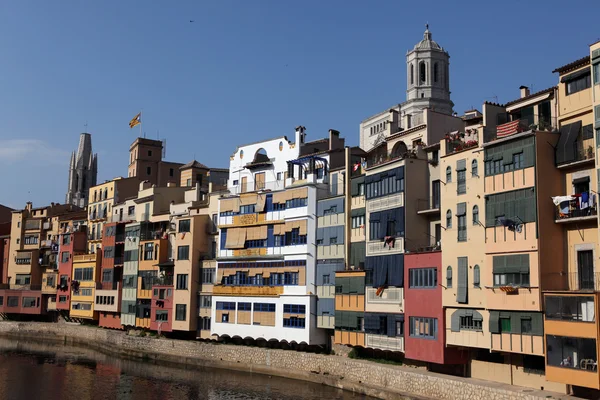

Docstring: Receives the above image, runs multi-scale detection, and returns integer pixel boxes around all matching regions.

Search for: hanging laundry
[580,192,590,210]
[383,236,395,248]
[552,195,575,206]
[559,201,570,216]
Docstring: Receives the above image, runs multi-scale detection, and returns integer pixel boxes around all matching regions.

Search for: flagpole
[140,110,143,138]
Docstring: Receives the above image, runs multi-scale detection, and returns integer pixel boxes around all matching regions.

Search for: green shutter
[457,257,468,304]
[511,312,522,334]
[450,309,462,332]
[493,256,506,274]
[489,311,500,333]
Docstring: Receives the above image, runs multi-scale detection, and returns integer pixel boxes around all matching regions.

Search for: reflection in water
[0,338,374,400]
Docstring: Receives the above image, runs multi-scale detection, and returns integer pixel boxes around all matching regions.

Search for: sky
[0,0,599,209]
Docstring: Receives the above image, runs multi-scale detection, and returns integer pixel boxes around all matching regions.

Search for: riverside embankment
[0,322,577,400]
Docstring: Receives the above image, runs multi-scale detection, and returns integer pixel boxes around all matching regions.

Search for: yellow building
[87,177,139,253]
[70,253,101,319]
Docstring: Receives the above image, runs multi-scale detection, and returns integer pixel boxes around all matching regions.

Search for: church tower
[65,133,98,208]
[404,25,454,117]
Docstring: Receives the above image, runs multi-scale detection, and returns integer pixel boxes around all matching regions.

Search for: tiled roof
[552,56,590,74]
[504,87,555,107]
[179,160,209,170]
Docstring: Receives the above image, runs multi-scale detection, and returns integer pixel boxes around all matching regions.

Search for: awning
[154,261,175,268]
[555,121,582,164]
[560,68,590,83]
[351,208,366,217]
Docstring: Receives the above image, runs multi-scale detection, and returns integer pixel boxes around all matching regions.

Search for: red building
[404,251,466,365]
[96,222,125,329]
[56,230,87,311]
[150,282,173,334]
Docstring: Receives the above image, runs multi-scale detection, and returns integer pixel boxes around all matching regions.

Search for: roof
[179,160,209,170]
[504,86,555,107]
[552,56,590,74]
[413,26,443,51]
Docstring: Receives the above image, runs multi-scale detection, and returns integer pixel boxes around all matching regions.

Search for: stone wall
[0,322,574,400]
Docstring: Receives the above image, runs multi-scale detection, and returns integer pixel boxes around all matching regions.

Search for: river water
[0,338,375,400]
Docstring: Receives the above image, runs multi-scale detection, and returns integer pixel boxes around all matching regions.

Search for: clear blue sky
[0,1,598,209]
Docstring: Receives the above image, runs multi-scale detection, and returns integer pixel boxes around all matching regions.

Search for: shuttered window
[473,265,480,287]
[456,257,468,304]
[446,266,452,288]
[457,159,466,194]
[484,136,535,176]
[485,187,536,227]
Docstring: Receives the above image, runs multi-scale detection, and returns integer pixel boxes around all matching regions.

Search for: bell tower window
[410,64,414,85]
[434,63,439,83]
[420,62,426,83]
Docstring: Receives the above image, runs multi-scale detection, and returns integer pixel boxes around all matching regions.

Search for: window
[77,288,92,296]
[216,301,236,310]
[177,245,189,260]
[240,204,256,214]
[546,335,597,370]
[521,318,532,334]
[457,169,466,194]
[473,265,480,287]
[513,152,523,170]
[146,166,152,175]
[7,296,18,307]
[24,235,39,245]
[410,64,414,84]
[457,214,466,242]
[179,219,191,232]
[59,296,67,303]
[433,62,438,82]
[446,266,452,288]
[46,275,55,288]
[283,304,306,314]
[493,272,529,287]
[593,63,600,85]
[148,150,153,157]
[358,183,365,196]
[446,210,452,228]
[322,274,330,285]
[74,268,94,281]
[446,166,452,183]
[500,317,511,333]
[565,72,591,95]
[61,252,70,263]
[254,303,275,312]
[22,297,38,308]
[103,246,114,259]
[419,61,426,83]
[285,198,307,209]
[238,302,251,311]
[365,167,404,200]
[175,304,186,321]
[169,168,174,177]
[155,310,168,322]
[201,268,215,284]
[283,317,306,328]
[102,270,112,283]
[459,315,482,331]
[545,296,595,322]
[176,274,188,290]
[200,295,212,308]
[186,178,192,186]
[62,234,71,245]
[232,179,239,186]
[277,172,282,180]
[472,206,479,225]
[144,243,154,260]
[409,317,437,339]
[409,268,437,289]
[352,215,365,228]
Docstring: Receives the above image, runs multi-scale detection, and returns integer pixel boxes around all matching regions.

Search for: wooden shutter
[489,311,500,333]
[450,309,461,332]
[457,257,468,304]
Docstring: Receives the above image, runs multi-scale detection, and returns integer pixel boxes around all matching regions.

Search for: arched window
[434,62,439,83]
[446,166,452,183]
[471,159,478,176]
[446,210,452,228]
[410,64,414,85]
[446,266,453,288]
[473,265,480,288]
[103,188,108,200]
[420,61,426,83]
[472,205,479,225]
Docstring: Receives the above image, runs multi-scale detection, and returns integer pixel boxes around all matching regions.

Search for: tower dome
[414,24,443,51]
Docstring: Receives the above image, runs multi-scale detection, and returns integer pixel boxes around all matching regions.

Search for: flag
[353,163,360,172]
[129,112,141,129]
[496,119,523,138]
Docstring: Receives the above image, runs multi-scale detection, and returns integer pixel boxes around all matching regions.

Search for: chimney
[167,182,175,188]
[329,129,340,151]
[520,86,530,98]
[26,202,32,212]
[295,126,306,146]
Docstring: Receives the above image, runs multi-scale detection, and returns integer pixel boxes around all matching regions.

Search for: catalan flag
[129,112,141,129]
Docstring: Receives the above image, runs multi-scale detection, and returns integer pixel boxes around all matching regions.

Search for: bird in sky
[190,20,194,23]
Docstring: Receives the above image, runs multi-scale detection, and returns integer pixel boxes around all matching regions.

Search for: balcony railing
[152,276,174,286]
[554,196,597,222]
[543,272,600,291]
[114,256,124,265]
[2,284,43,291]
[556,141,595,167]
[416,196,440,213]
[228,180,285,195]
[24,220,41,230]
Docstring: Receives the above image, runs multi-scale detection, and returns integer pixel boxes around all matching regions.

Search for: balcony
[365,334,404,352]
[366,238,403,256]
[544,272,600,292]
[365,287,403,313]
[229,180,285,195]
[367,192,404,213]
[556,140,595,169]
[212,285,284,297]
[24,220,41,231]
[416,196,440,215]
[554,196,597,224]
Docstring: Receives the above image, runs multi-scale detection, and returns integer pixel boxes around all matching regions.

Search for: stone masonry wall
[0,322,575,400]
